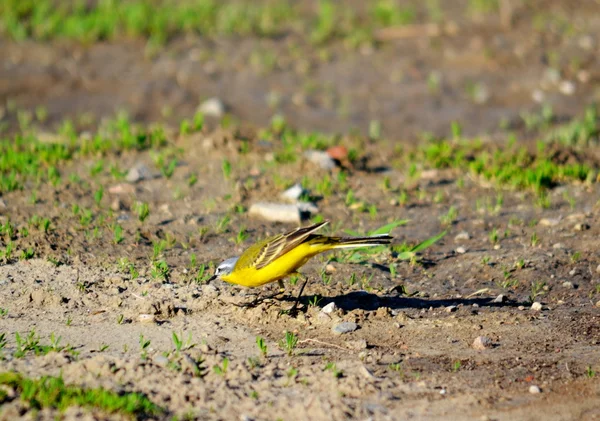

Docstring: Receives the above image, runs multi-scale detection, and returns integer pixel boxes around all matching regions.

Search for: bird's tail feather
[324,235,393,249]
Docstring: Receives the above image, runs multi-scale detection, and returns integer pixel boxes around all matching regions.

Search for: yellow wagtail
[208,221,393,311]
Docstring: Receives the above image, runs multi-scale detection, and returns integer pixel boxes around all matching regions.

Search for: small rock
[558,80,576,96]
[531,302,543,311]
[153,355,169,367]
[552,243,564,249]
[110,199,126,211]
[139,314,155,323]
[596,264,600,274]
[454,231,470,241]
[472,336,493,350]
[566,213,586,221]
[0,199,6,208]
[562,281,575,289]
[346,339,368,350]
[324,264,336,274]
[493,294,507,303]
[531,89,545,103]
[577,70,590,83]
[321,302,337,314]
[326,145,348,161]
[529,385,542,394]
[198,97,226,117]
[420,169,439,180]
[445,305,458,313]
[574,223,590,231]
[539,217,561,227]
[280,184,305,201]
[126,164,153,183]
[518,305,525,311]
[108,183,135,194]
[248,202,302,224]
[596,300,600,308]
[332,322,359,335]
[455,247,467,254]
[303,150,336,170]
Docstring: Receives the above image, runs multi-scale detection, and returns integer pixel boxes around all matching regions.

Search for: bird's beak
[206,274,217,283]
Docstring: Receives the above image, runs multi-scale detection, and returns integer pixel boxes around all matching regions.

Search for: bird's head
[207,257,239,282]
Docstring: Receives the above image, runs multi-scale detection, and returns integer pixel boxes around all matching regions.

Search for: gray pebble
[445,305,458,313]
[332,322,359,335]
[126,163,153,183]
[562,281,575,289]
[472,336,493,350]
[303,150,336,170]
[153,355,169,367]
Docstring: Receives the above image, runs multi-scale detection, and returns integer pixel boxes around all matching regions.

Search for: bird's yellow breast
[221,242,326,287]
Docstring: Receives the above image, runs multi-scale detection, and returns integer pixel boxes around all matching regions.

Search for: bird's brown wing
[249,221,329,270]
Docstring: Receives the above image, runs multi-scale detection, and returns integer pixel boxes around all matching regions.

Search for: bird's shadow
[281,290,522,311]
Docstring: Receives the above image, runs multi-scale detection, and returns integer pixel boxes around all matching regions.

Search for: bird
[208,220,393,312]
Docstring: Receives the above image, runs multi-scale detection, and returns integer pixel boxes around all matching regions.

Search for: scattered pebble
[529,385,542,394]
[531,302,543,311]
[531,89,545,103]
[539,217,561,227]
[139,314,155,323]
[567,213,587,221]
[110,199,126,211]
[558,80,576,96]
[326,145,348,161]
[0,199,6,208]
[562,281,575,289]
[248,202,302,224]
[303,150,336,170]
[126,163,153,183]
[445,305,458,313]
[493,294,507,303]
[153,355,169,367]
[109,183,135,194]
[198,97,226,117]
[596,300,600,308]
[280,184,305,201]
[518,305,525,311]
[321,302,337,314]
[552,243,564,249]
[346,339,368,350]
[420,169,439,180]
[596,264,600,274]
[454,231,470,241]
[332,322,359,335]
[472,336,493,350]
[574,223,590,231]
[455,247,467,254]
[577,70,590,83]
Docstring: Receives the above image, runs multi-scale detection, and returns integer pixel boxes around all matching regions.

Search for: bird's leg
[288,273,309,314]
[232,282,286,308]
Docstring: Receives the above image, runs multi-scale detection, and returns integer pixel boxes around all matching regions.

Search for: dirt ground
[1,1,600,420]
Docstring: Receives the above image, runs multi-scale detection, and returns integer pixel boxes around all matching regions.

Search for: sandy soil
[1,1,600,420]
